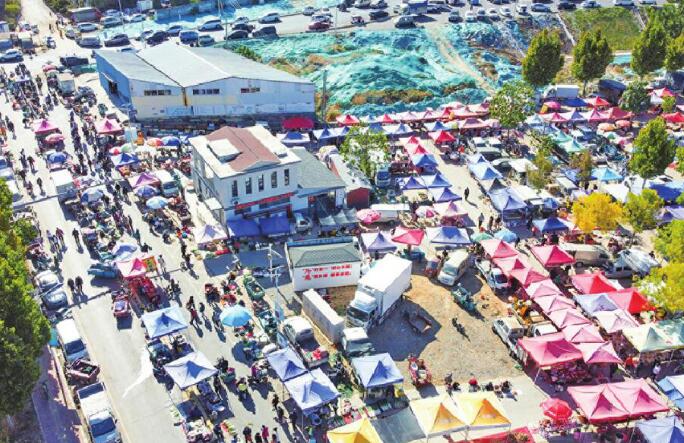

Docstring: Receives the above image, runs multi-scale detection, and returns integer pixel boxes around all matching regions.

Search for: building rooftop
[328,153,372,192]
[287,238,362,268]
[95,50,177,87]
[96,43,311,88]
[291,148,345,195]
[191,126,300,178]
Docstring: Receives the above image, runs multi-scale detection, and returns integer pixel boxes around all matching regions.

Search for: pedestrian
[255,433,263,443]
[271,394,280,410]
[237,378,248,400]
[75,276,83,293]
[183,253,191,267]
[55,227,64,246]
[271,432,279,443]
[186,296,195,309]
[180,242,187,257]
[157,255,166,274]
[276,406,285,422]
[463,187,470,201]
[242,425,253,443]
[261,425,269,441]
[189,307,199,325]
[477,213,484,229]
[126,215,133,230]
[36,177,43,194]
[27,155,35,172]
[67,278,75,293]
[133,228,141,244]
[199,302,207,320]
[290,410,298,429]
[72,228,81,247]
[653,361,662,380]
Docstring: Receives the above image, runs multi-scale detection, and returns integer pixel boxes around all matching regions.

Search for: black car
[74,86,96,101]
[369,9,389,19]
[232,22,254,32]
[104,33,130,47]
[252,26,277,37]
[558,1,576,8]
[145,30,168,45]
[225,29,249,40]
[59,55,89,68]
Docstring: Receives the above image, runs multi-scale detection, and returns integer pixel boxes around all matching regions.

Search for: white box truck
[346,254,412,330]
[302,289,345,344]
[76,382,121,443]
[51,169,76,201]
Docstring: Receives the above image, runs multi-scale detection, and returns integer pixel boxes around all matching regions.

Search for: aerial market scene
[0,0,684,440]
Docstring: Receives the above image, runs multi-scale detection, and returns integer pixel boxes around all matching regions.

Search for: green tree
[521,29,564,88]
[527,135,555,190]
[620,80,651,114]
[664,33,684,73]
[640,262,684,312]
[623,189,664,233]
[571,30,613,95]
[631,20,669,77]
[629,117,677,178]
[230,45,262,62]
[339,125,390,181]
[645,3,684,39]
[570,150,594,188]
[488,80,535,136]
[572,193,623,233]
[662,96,677,113]
[655,220,684,262]
[0,325,42,416]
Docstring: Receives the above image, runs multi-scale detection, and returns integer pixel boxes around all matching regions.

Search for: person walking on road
[36,177,43,194]
[271,394,280,411]
[478,213,484,229]
[157,255,166,275]
[72,228,81,247]
[242,425,253,443]
[261,425,270,442]
[186,296,195,310]
[55,227,64,247]
[27,155,35,173]
[463,187,470,202]
[74,276,83,293]
[189,307,199,326]
[67,278,75,293]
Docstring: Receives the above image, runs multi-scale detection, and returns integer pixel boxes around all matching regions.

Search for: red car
[308,20,330,31]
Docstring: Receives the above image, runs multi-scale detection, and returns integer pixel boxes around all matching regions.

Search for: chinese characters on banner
[302,263,353,281]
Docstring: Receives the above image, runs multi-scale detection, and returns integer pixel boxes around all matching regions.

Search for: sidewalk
[31,347,85,443]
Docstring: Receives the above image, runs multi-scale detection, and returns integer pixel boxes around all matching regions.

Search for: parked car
[59,55,89,68]
[486,8,499,19]
[232,23,254,31]
[394,14,415,27]
[258,12,280,23]
[197,34,215,46]
[104,33,129,47]
[531,3,551,11]
[580,0,600,7]
[492,317,525,360]
[166,24,184,36]
[253,25,277,37]
[225,29,249,40]
[43,36,56,48]
[427,0,448,12]
[0,49,23,62]
[371,0,387,7]
[500,6,513,16]
[446,10,461,21]
[77,22,98,33]
[78,36,101,48]
[558,1,576,9]
[308,20,331,31]
[179,30,199,44]
[101,16,122,27]
[638,0,656,4]
[516,3,529,14]
[370,9,389,19]
[464,10,477,21]
[199,19,223,31]
[613,0,634,6]
[65,26,79,39]
[354,0,372,7]
[476,9,486,19]
[136,30,153,41]
[145,30,168,45]
[303,6,317,14]
[126,13,145,22]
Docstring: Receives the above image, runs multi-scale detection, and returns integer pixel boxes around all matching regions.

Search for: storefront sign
[302,263,353,281]
[235,192,294,211]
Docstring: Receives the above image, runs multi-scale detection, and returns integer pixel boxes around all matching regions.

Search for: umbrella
[544,100,562,110]
[494,228,517,243]
[47,151,67,164]
[540,398,573,423]
[135,185,159,198]
[162,136,182,146]
[357,209,380,224]
[220,305,251,327]
[81,188,104,203]
[45,133,65,144]
[146,196,168,210]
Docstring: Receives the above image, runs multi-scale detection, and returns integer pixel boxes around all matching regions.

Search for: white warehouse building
[94,42,315,121]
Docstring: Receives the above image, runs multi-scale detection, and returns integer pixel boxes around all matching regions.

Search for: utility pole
[257,244,285,324]
[321,69,327,123]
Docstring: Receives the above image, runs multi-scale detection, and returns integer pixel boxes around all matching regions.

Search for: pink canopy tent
[435,107,455,120]
[403,135,422,146]
[583,109,609,123]
[652,87,675,98]
[128,172,160,188]
[116,257,148,278]
[531,245,575,268]
[611,379,669,417]
[430,130,456,144]
[568,384,630,423]
[96,118,123,135]
[606,288,652,314]
[525,279,563,299]
[492,256,530,276]
[470,102,490,115]
[663,112,684,124]
[480,239,518,259]
[398,111,422,122]
[542,112,568,124]
[571,273,617,294]
[544,101,562,111]
[535,294,576,313]
[585,96,611,108]
[433,201,467,218]
[32,119,58,134]
[405,144,429,155]
[357,209,380,224]
[509,267,548,286]
[562,323,604,343]
[452,106,481,119]
[605,107,633,121]
[391,226,425,246]
[420,110,439,121]
[577,342,622,364]
[594,310,639,334]
[518,333,582,367]
[458,118,487,130]
[336,114,360,126]
[548,308,591,329]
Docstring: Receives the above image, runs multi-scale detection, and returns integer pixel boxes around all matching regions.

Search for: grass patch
[349,89,433,106]
[562,7,641,51]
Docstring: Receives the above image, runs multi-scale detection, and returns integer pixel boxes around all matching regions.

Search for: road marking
[122,347,154,399]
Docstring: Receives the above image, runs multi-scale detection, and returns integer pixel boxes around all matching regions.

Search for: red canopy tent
[583,109,609,123]
[390,226,425,246]
[403,135,422,146]
[398,111,422,122]
[606,288,652,314]
[610,379,669,417]
[562,323,604,343]
[95,118,123,135]
[405,143,429,155]
[429,130,456,144]
[509,267,548,286]
[480,239,518,259]
[542,112,568,124]
[458,118,487,130]
[568,380,668,423]
[535,294,576,313]
[571,272,617,294]
[548,308,591,329]
[652,87,675,98]
[518,333,582,367]
[436,107,455,120]
[282,116,314,130]
[605,107,633,121]
[585,96,611,108]
[492,256,529,276]
[577,342,622,364]
[663,112,684,124]
[32,119,59,134]
[336,114,360,126]
[531,245,575,268]
[525,279,563,299]
[544,101,562,111]
[376,114,396,124]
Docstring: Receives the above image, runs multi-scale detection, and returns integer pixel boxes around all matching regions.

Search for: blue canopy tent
[543,197,560,210]
[564,169,580,184]
[421,173,451,188]
[426,226,470,247]
[227,219,260,238]
[141,306,189,339]
[532,217,573,234]
[469,162,503,181]
[563,110,586,123]
[351,353,404,389]
[659,206,684,224]
[163,352,218,389]
[591,167,623,182]
[280,131,309,145]
[285,368,340,415]
[411,154,438,170]
[494,228,518,242]
[467,153,488,164]
[489,189,527,212]
[425,121,448,132]
[47,151,68,164]
[162,135,182,147]
[335,126,351,137]
[111,152,140,167]
[657,375,684,410]
[265,347,308,382]
[387,123,414,137]
[565,97,588,108]
[259,215,291,236]
[636,417,684,443]
[361,232,397,253]
[430,187,461,202]
[650,182,684,203]
[399,176,427,190]
[575,293,619,315]
[367,122,384,134]
[313,128,337,143]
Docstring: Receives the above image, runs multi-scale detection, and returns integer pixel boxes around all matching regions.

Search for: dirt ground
[1,404,42,443]
[368,267,522,389]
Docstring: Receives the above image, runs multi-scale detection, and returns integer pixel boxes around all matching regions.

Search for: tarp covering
[575,293,619,315]
[525,279,563,299]
[164,352,217,389]
[489,189,527,212]
[258,215,291,236]
[469,163,503,181]
[426,227,470,246]
[285,368,340,414]
[227,218,260,238]
[193,224,228,245]
[455,392,511,429]
[594,309,640,334]
[636,417,684,443]
[623,324,676,353]
[410,395,466,437]
[430,187,462,202]
[327,417,384,443]
[141,306,188,339]
[577,342,622,364]
[518,332,582,367]
[351,353,403,388]
[531,245,575,267]
[548,308,591,329]
[656,376,684,410]
[532,217,573,234]
[361,232,397,253]
[265,347,308,382]
[571,273,617,294]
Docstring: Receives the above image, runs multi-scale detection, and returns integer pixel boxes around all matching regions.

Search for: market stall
[142,306,189,339]
[265,347,307,382]
[409,395,466,440]
[327,417,384,443]
[285,368,340,418]
[636,416,684,443]
[352,353,404,401]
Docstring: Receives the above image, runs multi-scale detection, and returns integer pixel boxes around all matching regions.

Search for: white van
[154,170,179,197]
[56,319,88,363]
[438,250,472,286]
[259,12,280,23]
[561,243,611,267]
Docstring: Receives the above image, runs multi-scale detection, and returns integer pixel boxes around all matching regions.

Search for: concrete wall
[95,54,133,101]
[154,0,261,21]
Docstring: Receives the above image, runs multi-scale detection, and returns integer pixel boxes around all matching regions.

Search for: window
[245,177,252,194]
[258,175,264,192]
[284,169,290,186]
[143,89,171,96]
[191,89,220,95]
[271,171,277,188]
[231,180,238,198]
[239,87,261,94]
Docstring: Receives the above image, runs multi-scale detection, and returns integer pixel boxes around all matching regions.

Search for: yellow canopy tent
[455,392,511,438]
[327,417,383,443]
[410,395,467,440]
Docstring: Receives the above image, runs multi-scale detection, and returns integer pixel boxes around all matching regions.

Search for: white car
[500,6,512,16]
[581,0,600,7]
[233,16,250,25]
[486,8,499,19]
[613,0,634,5]
[303,6,317,15]
[76,22,98,33]
[515,3,529,14]
[259,12,280,23]
[638,0,656,4]
[464,10,477,21]
[101,16,122,27]
[126,13,145,22]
